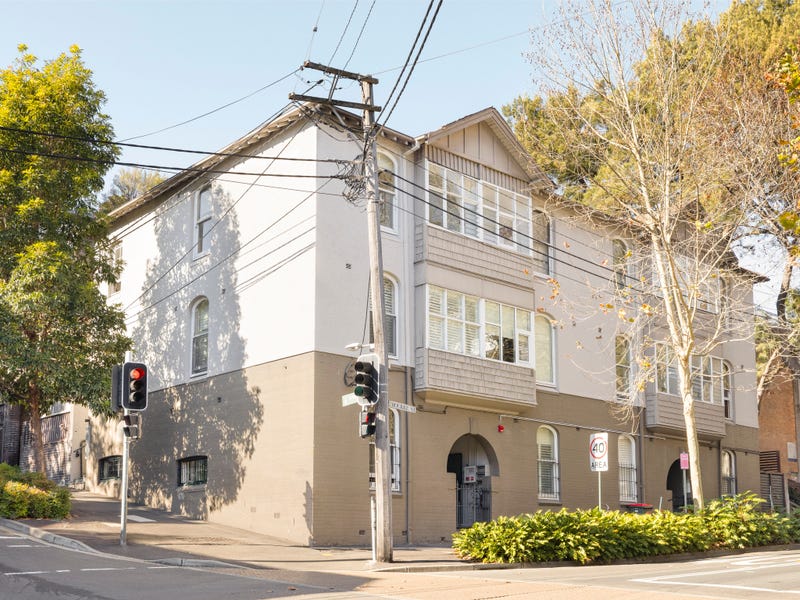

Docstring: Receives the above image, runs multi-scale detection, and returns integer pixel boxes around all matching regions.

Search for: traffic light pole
[361,78,393,564]
[120,408,130,546]
[290,62,392,562]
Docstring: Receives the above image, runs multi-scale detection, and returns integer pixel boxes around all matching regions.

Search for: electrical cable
[118,69,300,142]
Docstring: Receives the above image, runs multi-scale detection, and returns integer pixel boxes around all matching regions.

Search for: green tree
[100,167,165,213]
[0,45,130,473]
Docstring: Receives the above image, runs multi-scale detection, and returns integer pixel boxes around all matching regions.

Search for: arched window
[535,314,555,385]
[194,186,212,257]
[531,210,551,275]
[378,153,397,230]
[369,276,398,357]
[612,239,628,290]
[618,435,637,502]
[722,361,733,420]
[721,450,736,496]
[537,426,560,501]
[615,335,631,399]
[191,297,209,376]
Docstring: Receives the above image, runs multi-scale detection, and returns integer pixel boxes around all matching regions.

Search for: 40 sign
[589,432,609,472]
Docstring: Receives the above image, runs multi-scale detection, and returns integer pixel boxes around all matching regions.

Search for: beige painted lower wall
[85,351,761,547]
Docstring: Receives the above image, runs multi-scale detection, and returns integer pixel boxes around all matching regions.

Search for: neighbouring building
[86,105,760,546]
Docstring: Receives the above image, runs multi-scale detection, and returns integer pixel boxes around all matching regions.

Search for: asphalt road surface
[4,525,800,600]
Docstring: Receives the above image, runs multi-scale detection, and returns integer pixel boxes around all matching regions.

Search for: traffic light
[353,353,380,406]
[121,362,148,411]
[111,364,122,412]
[123,413,141,439]
[359,409,376,438]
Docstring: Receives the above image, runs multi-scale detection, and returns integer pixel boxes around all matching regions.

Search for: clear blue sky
[0,0,556,172]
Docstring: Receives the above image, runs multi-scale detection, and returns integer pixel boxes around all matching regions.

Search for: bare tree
[507,0,765,509]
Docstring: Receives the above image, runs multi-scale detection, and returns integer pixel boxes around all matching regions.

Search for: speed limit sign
[589,432,609,472]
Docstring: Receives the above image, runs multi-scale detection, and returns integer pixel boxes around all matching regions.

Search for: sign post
[680,452,689,511]
[589,432,609,509]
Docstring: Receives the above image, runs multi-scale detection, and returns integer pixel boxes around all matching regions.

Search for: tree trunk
[28,382,46,475]
[677,355,704,510]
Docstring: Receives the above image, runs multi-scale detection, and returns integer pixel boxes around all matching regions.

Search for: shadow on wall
[126,183,263,518]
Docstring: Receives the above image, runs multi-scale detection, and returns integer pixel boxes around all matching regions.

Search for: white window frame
[655,344,728,405]
[723,360,733,420]
[537,425,560,501]
[721,450,736,496]
[98,455,122,482]
[425,161,536,258]
[531,210,552,275]
[109,242,122,295]
[615,335,631,400]
[612,239,628,291]
[370,408,401,492]
[618,435,637,503]
[427,285,532,367]
[178,455,208,487]
[194,186,212,258]
[378,153,398,232]
[369,276,399,359]
[534,314,555,385]
[191,297,209,377]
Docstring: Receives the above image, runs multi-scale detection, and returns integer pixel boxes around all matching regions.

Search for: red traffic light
[129,367,146,380]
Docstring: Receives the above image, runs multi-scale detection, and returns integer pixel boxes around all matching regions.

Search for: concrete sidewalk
[1,491,476,573]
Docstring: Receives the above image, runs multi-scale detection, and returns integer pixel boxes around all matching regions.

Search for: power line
[118,69,300,142]
[121,118,318,313]
[374,0,443,134]
[0,145,348,180]
[0,125,347,165]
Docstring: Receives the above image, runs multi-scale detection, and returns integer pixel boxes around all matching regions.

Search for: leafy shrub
[0,463,70,519]
[452,493,799,564]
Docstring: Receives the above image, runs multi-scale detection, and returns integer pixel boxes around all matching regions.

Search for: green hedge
[0,463,71,519]
[452,493,800,565]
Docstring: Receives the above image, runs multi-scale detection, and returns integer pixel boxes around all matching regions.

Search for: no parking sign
[589,432,609,472]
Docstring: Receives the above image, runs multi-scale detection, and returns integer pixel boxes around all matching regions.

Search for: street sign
[680,452,689,470]
[341,392,359,407]
[589,432,609,472]
[389,401,416,413]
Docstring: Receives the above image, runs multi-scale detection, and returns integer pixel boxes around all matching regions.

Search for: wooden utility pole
[290,62,392,563]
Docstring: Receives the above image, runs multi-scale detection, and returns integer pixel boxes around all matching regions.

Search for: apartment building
[87,105,760,545]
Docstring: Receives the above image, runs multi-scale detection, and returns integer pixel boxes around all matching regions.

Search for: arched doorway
[447,434,499,528]
[666,459,692,511]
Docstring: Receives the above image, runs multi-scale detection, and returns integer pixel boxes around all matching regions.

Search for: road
[4,525,800,599]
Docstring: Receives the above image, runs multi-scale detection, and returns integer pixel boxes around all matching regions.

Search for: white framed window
[109,243,122,295]
[191,297,209,376]
[722,361,733,420]
[531,210,551,275]
[370,408,401,492]
[194,186,212,257]
[178,456,208,486]
[369,276,398,358]
[612,239,628,291]
[534,314,555,385]
[618,435,637,503]
[655,344,728,405]
[537,426,560,501]
[656,255,720,313]
[721,450,736,496]
[378,153,397,231]
[427,286,531,366]
[426,162,535,257]
[615,335,631,400]
[98,456,121,482]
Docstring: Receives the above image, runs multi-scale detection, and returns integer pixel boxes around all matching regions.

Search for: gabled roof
[109,104,549,223]
[420,107,553,192]
[108,103,415,222]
